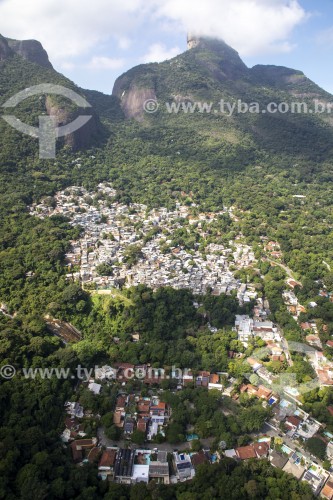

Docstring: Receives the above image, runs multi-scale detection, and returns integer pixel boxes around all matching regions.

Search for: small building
[302,467,329,496]
[253,442,269,458]
[196,371,210,387]
[149,451,170,484]
[173,452,194,481]
[88,382,102,395]
[269,450,288,469]
[282,460,305,480]
[191,450,209,468]
[131,464,149,484]
[285,415,301,434]
[321,479,333,500]
[70,438,96,463]
[256,385,272,401]
[235,446,257,460]
[208,374,223,391]
[235,315,254,342]
[124,418,135,435]
[137,419,147,433]
[150,402,166,416]
[98,448,117,480]
[114,448,135,484]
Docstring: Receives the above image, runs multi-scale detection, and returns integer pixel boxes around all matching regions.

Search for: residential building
[98,448,117,481]
[173,452,194,481]
[114,448,135,484]
[149,451,170,484]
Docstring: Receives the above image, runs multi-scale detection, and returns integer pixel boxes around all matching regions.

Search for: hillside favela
[2,1,333,499]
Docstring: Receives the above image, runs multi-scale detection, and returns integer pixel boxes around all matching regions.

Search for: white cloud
[0,0,308,66]
[142,43,181,63]
[152,0,307,56]
[0,0,145,62]
[86,56,125,70]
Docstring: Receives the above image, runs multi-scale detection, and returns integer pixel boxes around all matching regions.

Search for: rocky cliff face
[112,36,329,121]
[112,37,251,119]
[0,35,12,61]
[0,34,53,68]
[0,33,101,151]
[113,85,157,120]
[45,95,101,151]
[6,37,53,68]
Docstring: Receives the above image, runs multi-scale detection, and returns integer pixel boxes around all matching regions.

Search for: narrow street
[265,257,301,286]
[263,422,324,468]
[97,426,214,452]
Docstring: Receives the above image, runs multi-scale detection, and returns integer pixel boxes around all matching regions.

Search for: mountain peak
[186,35,249,80]
[0,34,53,68]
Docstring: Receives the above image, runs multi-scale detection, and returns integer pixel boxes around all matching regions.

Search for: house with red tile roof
[137,419,147,433]
[253,442,269,458]
[285,415,301,433]
[256,385,272,400]
[191,450,209,468]
[235,446,257,460]
[98,448,117,480]
[208,374,223,391]
[321,479,333,500]
[70,438,97,463]
[150,402,166,417]
[137,400,150,414]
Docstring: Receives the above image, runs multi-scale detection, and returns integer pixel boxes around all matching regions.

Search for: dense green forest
[1,35,333,498]
[103,459,314,499]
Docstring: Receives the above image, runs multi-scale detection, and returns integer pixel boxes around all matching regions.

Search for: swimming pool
[281,444,292,455]
[279,399,290,408]
[186,434,199,441]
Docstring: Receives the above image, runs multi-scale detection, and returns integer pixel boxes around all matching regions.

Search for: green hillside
[0,34,332,499]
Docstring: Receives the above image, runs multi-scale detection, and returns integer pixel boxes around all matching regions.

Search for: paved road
[279,332,293,366]
[266,257,301,285]
[264,421,324,468]
[97,426,214,451]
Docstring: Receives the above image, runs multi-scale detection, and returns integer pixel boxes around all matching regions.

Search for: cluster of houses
[29,184,257,296]
[234,314,280,343]
[90,362,224,392]
[99,447,213,484]
[225,431,333,497]
[113,394,168,441]
[282,284,306,320]
[262,239,333,386]
[270,447,330,497]
[307,349,333,387]
[237,391,333,496]
[264,240,282,259]
[65,439,214,485]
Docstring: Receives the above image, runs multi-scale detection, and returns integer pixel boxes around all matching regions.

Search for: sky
[0,0,333,95]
